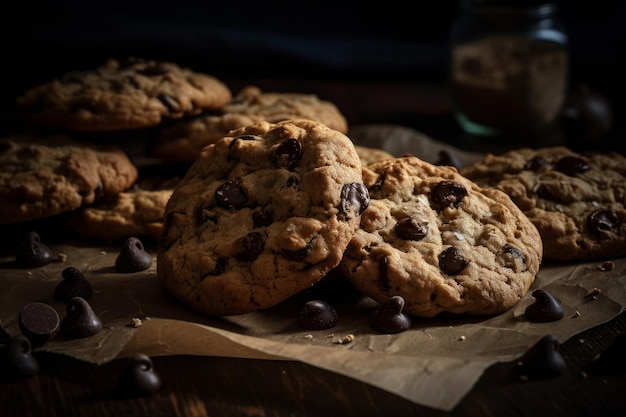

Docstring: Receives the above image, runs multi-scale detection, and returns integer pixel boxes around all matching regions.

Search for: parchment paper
[1,125,624,411]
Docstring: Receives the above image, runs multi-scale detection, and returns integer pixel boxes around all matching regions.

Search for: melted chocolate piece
[524,156,551,172]
[298,300,338,330]
[59,297,103,339]
[118,354,162,397]
[339,183,370,219]
[2,335,39,378]
[431,181,467,211]
[54,266,93,302]
[587,210,617,235]
[518,334,566,379]
[370,296,412,334]
[115,237,153,273]
[438,246,468,275]
[15,231,56,268]
[395,217,428,241]
[272,138,302,170]
[524,289,564,322]
[215,179,247,209]
[235,232,264,261]
[555,155,589,176]
[18,302,60,348]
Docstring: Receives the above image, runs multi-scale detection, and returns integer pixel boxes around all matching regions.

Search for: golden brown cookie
[339,156,542,318]
[149,85,348,162]
[157,119,369,316]
[16,57,232,132]
[354,145,394,166]
[461,146,626,261]
[0,136,138,224]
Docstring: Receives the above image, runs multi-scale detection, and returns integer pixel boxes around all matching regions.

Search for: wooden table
[2,80,625,417]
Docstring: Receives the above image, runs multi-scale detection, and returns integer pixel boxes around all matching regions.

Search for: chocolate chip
[298,300,338,330]
[555,155,589,176]
[157,94,180,113]
[284,245,310,262]
[523,156,551,172]
[518,334,566,379]
[435,150,462,171]
[438,246,467,275]
[503,244,525,261]
[252,206,273,228]
[339,183,370,220]
[115,237,153,273]
[118,353,162,397]
[534,183,554,200]
[18,302,60,348]
[587,209,617,235]
[215,179,247,209]
[524,289,564,322]
[59,297,103,339]
[1,335,39,378]
[431,181,467,210]
[15,231,56,268]
[272,138,302,170]
[235,232,264,261]
[395,217,428,241]
[54,266,93,302]
[370,295,411,334]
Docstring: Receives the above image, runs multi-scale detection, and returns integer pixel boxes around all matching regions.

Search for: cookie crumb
[334,334,355,344]
[579,371,588,380]
[584,287,601,299]
[459,335,466,341]
[571,310,581,318]
[597,261,614,271]
[57,253,68,262]
[519,374,529,382]
[26,271,32,276]
[303,334,313,339]
[129,318,142,328]
[100,251,107,255]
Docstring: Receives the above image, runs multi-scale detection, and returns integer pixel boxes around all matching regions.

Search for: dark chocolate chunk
[15,231,56,268]
[438,246,468,275]
[298,300,338,330]
[395,217,428,241]
[431,181,467,210]
[118,353,162,397]
[115,237,153,273]
[518,334,566,379]
[524,156,551,172]
[252,206,273,228]
[587,210,617,235]
[524,289,564,323]
[157,94,181,113]
[215,179,247,209]
[339,182,370,219]
[54,266,93,302]
[435,150,462,171]
[235,232,264,261]
[272,138,302,170]
[1,335,39,377]
[370,295,411,334]
[18,302,60,348]
[555,156,589,176]
[59,297,102,339]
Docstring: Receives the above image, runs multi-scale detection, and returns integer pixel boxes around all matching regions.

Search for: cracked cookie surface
[157,119,369,316]
[340,156,542,318]
[462,146,626,261]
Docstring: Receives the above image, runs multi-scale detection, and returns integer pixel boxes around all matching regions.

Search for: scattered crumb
[571,310,581,318]
[579,338,585,344]
[597,261,614,271]
[579,371,588,380]
[129,318,142,328]
[303,334,313,339]
[100,251,107,255]
[334,334,354,344]
[26,271,32,276]
[57,253,67,262]
[584,287,601,300]
[458,335,466,341]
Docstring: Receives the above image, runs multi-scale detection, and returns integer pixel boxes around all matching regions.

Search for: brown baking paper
[1,125,625,411]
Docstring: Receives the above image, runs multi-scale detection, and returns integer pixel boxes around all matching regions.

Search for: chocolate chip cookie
[354,145,394,166]
[339,156,542,318]
[149,85,348,162]
[157,119,369,316]
[0,137,138,224]
[461,146,626,261]
[16,57,232,132]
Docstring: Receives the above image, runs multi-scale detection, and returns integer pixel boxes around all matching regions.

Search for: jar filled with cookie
[448,0,569,140]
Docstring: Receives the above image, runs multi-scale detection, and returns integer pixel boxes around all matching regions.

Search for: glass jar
[448,0,569,140]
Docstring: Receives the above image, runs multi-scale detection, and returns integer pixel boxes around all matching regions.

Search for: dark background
[2,0,624,150]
